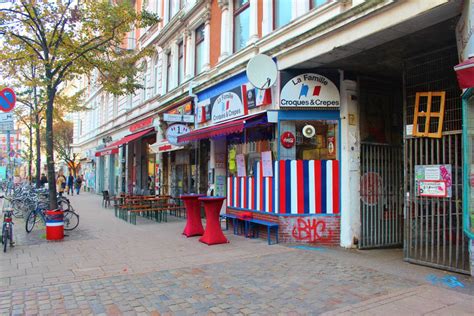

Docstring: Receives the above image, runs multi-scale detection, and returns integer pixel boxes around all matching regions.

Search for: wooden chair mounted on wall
[412,91,446,138]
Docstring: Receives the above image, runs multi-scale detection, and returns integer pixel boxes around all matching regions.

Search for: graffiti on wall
[282,217,335,243]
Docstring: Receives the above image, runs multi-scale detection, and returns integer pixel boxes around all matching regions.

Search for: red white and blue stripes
[227,160,340,214]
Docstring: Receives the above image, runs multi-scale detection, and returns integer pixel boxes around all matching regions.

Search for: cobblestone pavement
[0,192,472,315]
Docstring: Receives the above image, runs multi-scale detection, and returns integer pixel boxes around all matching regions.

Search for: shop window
[233,0,250,52]
[412,91,446,138]
[195,24,205,75]
[227,125,276,177]
[273,0,292,30]
[178,41,184,85]
[282,120,338,160]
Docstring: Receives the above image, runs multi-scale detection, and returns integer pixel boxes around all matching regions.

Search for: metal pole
[6,129,11,192]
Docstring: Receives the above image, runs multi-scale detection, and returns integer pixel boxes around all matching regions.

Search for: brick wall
[226,208,340,246]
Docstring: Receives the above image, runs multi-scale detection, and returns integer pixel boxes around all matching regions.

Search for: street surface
[0,193,473,315]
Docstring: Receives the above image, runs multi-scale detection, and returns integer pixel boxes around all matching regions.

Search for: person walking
[67,173,74,195]
[75,175,83,195]
[40,173,48,187]
[56,170,66,197]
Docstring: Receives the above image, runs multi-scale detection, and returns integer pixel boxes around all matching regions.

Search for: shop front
[223,71,341,245]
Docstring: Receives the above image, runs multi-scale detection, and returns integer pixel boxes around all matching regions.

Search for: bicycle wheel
[3,226,8,252]
[25,211,37,233]
[63,211,79,231]
[57,198,70,212]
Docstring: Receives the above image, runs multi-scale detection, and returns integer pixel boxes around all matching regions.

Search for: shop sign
[130,117,154,132]
[211,91,245,123]
[280,73,340,108]
[415,164,452,198]
[280,131,295,149]
[418,180,447,197]
[163,113,195,123]
[166,123,190,146]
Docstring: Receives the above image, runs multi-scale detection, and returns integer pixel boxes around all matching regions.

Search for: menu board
[236,154,246,177]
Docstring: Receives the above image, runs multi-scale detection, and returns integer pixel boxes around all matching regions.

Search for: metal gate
[360,143,404,248]
[403,46,470,273]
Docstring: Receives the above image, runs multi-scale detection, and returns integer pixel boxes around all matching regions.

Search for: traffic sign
[0,88,16,112]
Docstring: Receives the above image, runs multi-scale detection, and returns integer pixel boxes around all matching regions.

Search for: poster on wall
[261,151,273,177]
[236,154,246,177]
[415,164,452,198]
[280,73,340,108]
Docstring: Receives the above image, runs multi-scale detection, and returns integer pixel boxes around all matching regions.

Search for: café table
[198,196,228,245]
[180,194,206,237]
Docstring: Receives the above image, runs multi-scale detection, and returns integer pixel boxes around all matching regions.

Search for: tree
[47,120,80,178]
[0,1,159,208]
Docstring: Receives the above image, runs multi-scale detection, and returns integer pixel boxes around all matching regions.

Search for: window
[233,0,250,52]
[195,24,205,75]
[128,26,136,50]
[310,0,327,9]
[166,52,172,92]
[153,54,160,95]
[273,0,292,29]
[178,42,184,85]
[169,0,183,19]
[142,62,148,100]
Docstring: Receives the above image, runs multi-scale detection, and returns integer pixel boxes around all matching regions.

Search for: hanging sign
[280,73,340,108]
[280,131,295,149]
[211,91,245,123]
[236,154,246,177]
[415,164,452,198]
[163,113,194,123]
[261,151,273,177]
[166,124,191,146]
[418,180,447,197]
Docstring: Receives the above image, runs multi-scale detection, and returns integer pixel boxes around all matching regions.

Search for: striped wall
[227,160,340,214]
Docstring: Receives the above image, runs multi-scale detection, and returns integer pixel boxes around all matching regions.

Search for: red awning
[95,128,155,156]
[454,58,474,89]
[177,117,248,143]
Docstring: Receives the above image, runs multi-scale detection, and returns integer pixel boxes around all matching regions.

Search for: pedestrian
[40,173,48,187]
[56,170,66,197]
[67,172,74,195]
[75,174,83,195]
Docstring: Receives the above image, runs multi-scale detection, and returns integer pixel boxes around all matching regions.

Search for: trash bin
[45,209,64,240]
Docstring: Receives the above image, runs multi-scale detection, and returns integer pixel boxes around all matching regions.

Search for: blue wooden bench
[245,218,279,245]
[220,213,243,235]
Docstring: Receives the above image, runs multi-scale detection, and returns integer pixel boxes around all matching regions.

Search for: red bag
[238,211,253,220]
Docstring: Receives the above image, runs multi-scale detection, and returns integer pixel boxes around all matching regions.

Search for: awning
[95,127,155,156]
[177,113,266,143]
[454,58,474,89]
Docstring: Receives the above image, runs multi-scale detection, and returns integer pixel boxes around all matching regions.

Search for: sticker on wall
[211,91,245,123]
[415,164,452,198]
[280,73,340,108]
[197,99,211,123]
[166,124,190,146]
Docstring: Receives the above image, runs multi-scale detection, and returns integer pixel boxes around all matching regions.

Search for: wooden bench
[220,213,243,235]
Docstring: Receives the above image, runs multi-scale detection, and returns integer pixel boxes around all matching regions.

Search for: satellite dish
[302,125,316,138]
[246,54,278,90]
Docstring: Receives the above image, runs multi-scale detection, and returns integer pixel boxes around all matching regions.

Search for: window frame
[272,0,292,30]
[233,0,250,52]
[309,0,328,10]
[194,24,205,75]
[153,54,160,95]
[166,51,172,92]
[178,41,184,85]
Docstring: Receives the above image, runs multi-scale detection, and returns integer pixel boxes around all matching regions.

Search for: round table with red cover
[180,194,206,237]
[198,196,228,245]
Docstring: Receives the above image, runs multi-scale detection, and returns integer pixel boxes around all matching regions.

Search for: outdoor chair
[102,190,111,208]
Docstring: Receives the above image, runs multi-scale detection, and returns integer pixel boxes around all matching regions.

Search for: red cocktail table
[180,194,206,237]
[198,196,228,245]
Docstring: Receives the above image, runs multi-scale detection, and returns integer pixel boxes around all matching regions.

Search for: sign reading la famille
[166,124,190,146]
[280,73,340,108]
[211,91,245,123]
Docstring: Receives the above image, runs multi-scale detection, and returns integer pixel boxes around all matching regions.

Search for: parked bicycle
[0,195,15,253]
[25,201,80,233]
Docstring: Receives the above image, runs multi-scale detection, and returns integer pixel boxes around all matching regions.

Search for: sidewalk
[0,192,472,315]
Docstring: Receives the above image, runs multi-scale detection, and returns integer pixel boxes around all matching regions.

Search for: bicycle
[25,202,80,233]
[1,209,14,253]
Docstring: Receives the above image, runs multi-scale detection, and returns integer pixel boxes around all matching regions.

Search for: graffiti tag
[291,218,333,242]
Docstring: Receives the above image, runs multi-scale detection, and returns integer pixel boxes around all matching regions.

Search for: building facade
[72,0,474,275]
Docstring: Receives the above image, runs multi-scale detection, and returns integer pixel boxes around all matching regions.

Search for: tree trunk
[34,83,41,188]
[28,121,33,183]
[46,86,58,209]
